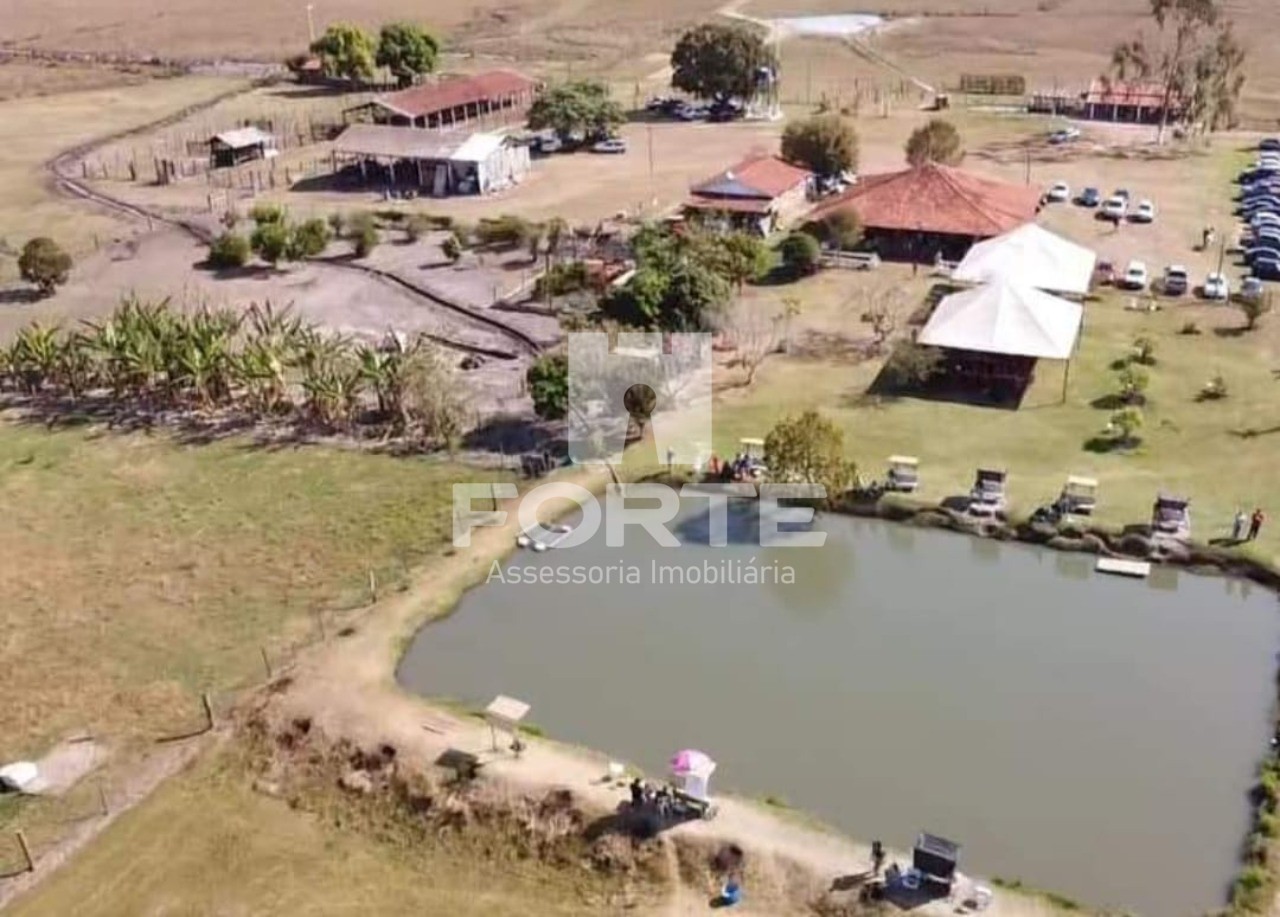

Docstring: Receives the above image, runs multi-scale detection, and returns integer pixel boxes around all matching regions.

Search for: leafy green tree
[526,352,569,420]
[207,232,251,269]
[288,218,332,260]
[905,118,964,166]
[1109,406,1144,445]
[1110,0,1245,139]
[18,237,72,296]
[250,221,291,266]
[1117,364,1149,403]
[882,341,943,387]
[779,231,821,277]
[781,114,859,178]
[700,232,770,291]
[764,409,858,502]
[310,23,377,82]
[527,80,625,141]
[376,22,439,87]
[671,22,777,100]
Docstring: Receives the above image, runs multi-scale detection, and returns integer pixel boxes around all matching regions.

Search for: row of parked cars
[1234,138,1280,284]
[1105,261,1234,300]
[1044,182,1156,223]
[644,95,745,123]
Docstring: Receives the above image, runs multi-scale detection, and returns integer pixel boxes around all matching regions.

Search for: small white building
[331,124,531,196]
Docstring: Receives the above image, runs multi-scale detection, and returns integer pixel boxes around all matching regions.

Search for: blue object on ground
[720,882,741,905]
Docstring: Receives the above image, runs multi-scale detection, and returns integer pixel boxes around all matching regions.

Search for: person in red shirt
[1249,508,1266,540]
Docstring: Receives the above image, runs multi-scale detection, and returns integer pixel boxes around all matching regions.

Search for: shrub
[778,231,821,277]
[404,214,433,242]
[1179,320,1200,335]
[1116,364,1149,404]
[1259,811,1279,839]
[535,261,591,298]
[328,211,346,237]
[1131,335,1156,365]
[250,221,291,266]
[1232,865,1271,911]
[250,202,286,226]
[349,212,380,258]
[474,214,536,248]
[441,233,463,263]
[18,237,72,295]
[526,352,568,420]
[288,218,332,260]
[207,232,251,269]
[1240,292,1273,330]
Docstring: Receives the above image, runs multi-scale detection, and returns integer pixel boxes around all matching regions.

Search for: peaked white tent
[951,223,1097,296]
[919,281,1083,359]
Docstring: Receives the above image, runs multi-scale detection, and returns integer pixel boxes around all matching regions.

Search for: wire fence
[0,583,392,882]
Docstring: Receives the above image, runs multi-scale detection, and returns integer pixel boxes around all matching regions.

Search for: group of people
[705,453,762,483]
[1232,507,1267,542]
[628,777,680,819]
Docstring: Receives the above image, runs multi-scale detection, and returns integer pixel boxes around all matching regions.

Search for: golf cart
[1057,475,1098,516]
[969,468,1008,516]
[885,455,920,493]
[1151,493,1191,539]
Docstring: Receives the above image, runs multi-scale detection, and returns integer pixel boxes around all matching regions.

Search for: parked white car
[591,137,627,154]
[1101,196,1128,220]
[1121,260,1149,290]
[1202,272,1230,301]
[1045,181,1070,202]
[1130,199,1156,223]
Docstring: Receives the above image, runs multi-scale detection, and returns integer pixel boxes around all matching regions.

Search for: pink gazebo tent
[669,749,717,802]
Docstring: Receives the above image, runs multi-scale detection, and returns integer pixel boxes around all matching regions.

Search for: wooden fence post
[201,692,215,731]
[260,646,272,680]
[15,830,34,873]
[97,781,109,817]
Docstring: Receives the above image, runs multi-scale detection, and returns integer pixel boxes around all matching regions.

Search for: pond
[399,500,1279,915]
[770,14,885,37]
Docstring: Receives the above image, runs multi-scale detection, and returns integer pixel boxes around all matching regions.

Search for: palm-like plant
[9,322,64,393]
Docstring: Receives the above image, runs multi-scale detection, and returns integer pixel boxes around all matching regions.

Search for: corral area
[3,1,1280,915]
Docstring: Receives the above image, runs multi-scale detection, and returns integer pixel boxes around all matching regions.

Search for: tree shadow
[1230,425,1280,439]
[461,412,561,455]
[1084,434,1142,453]
[1212,325,1251,338]
[0,287,42,305]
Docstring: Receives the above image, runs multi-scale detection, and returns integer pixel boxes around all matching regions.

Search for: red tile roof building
[1083,78,1183,123]
[684,155,814,233]
[811,163,1040,237]
[364,70,542,130]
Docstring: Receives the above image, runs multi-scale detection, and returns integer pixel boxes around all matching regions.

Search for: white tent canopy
[919,281,1084,360]
[951,223,1097,296]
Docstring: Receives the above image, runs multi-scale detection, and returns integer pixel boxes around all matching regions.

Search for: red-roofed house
[808,162,1042,261]
[683,155,814,235]
[349,70,542,130]
[1083,78,1182,124]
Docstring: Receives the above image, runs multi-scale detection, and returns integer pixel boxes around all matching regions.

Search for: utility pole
[306,4,316,44]
[1217,230,1227,276]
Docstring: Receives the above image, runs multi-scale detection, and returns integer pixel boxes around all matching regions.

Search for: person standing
[1249,507,1266,540]
[1233,509,1248,542]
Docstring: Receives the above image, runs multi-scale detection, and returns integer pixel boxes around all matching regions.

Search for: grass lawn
[0,76,246,282]
[5,750,605,917]
[722,268,1280,567]
[0,423,510,757]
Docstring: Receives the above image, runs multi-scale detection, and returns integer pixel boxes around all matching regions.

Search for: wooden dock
[1095,557,1152,578]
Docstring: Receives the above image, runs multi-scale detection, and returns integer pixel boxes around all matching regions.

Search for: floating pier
[1095,557,1152,578]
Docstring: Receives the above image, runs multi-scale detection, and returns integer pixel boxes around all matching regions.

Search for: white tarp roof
[919,280,1084,359]
[449,132,505,162]
[951,223,1097,296]
[212,126,273,149]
